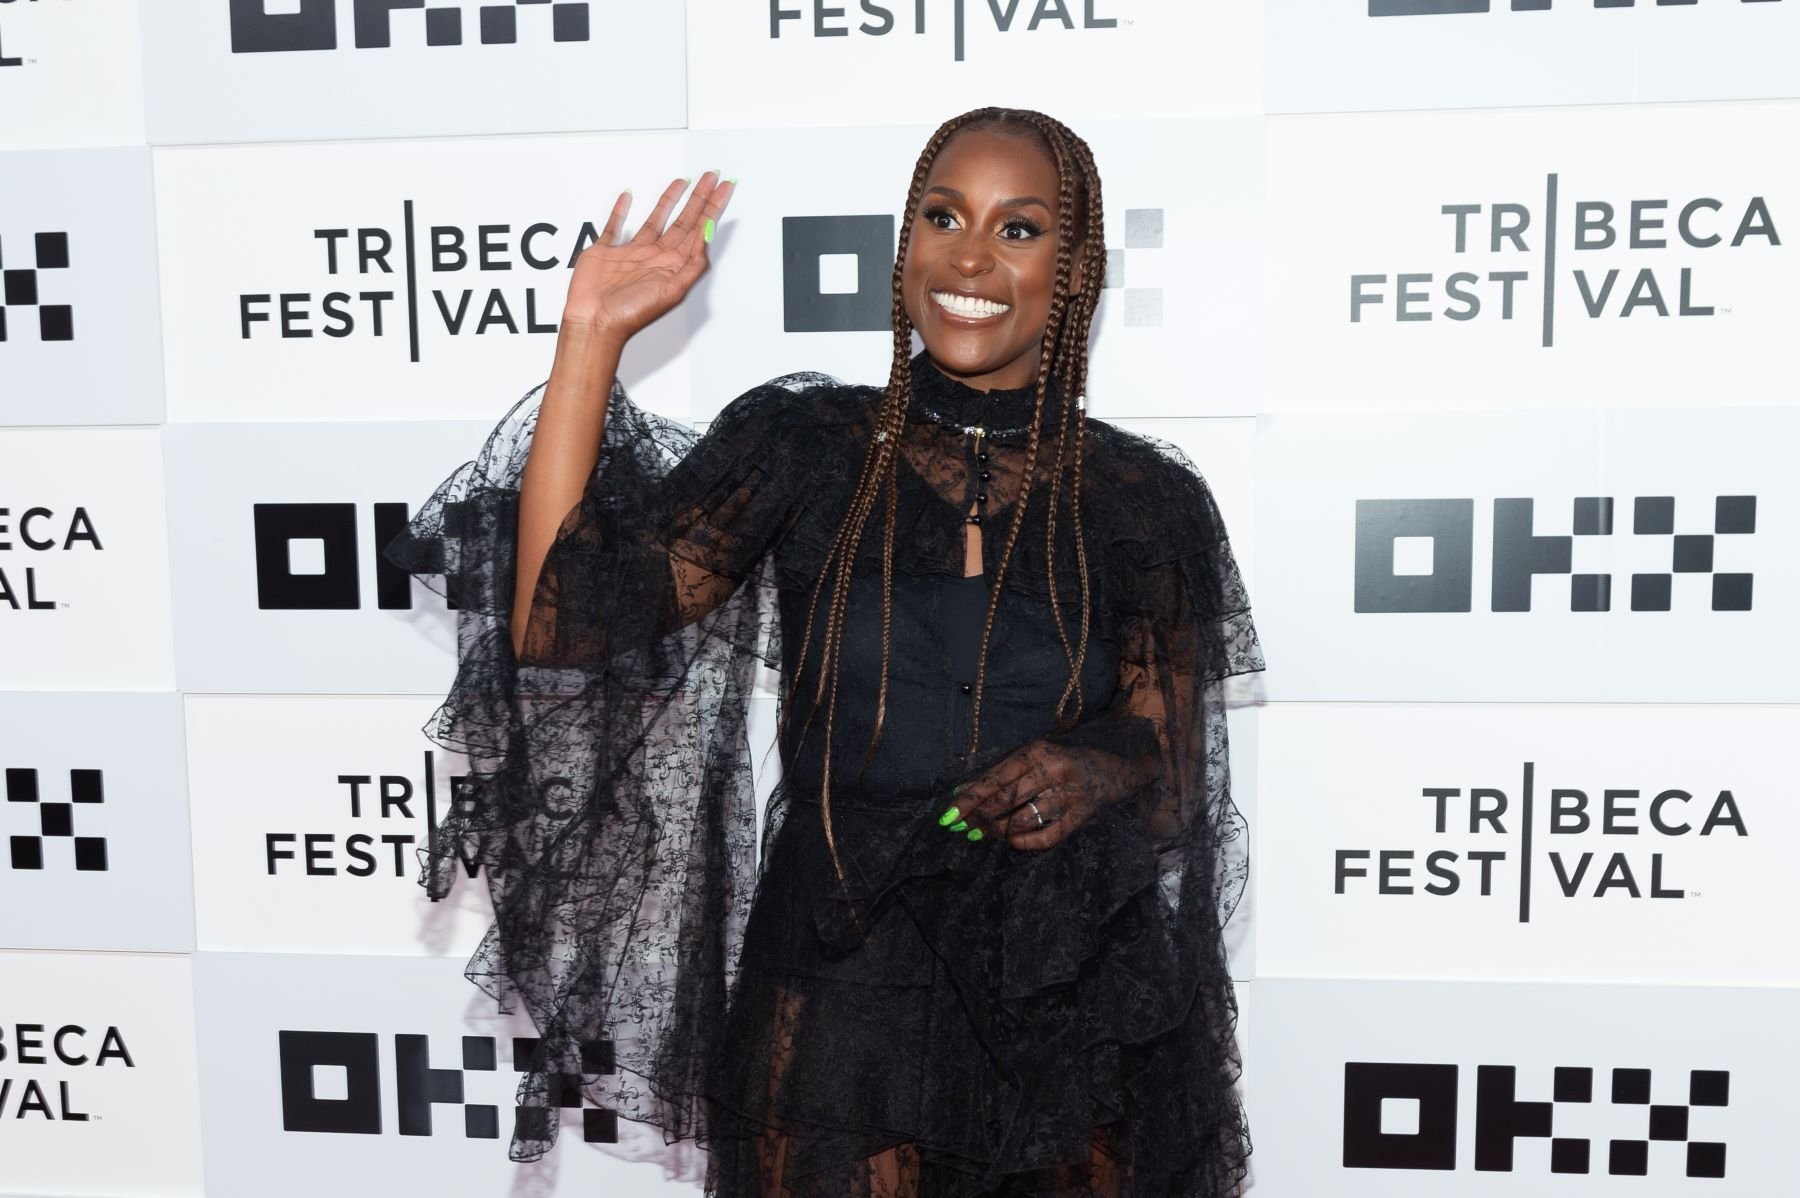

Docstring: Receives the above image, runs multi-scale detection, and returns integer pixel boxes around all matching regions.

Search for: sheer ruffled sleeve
[381,372,833,1162]
[1046,428,1264,1192]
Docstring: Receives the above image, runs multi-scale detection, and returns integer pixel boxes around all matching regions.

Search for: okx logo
[1345,1061,1729,1177]
[1355,494,1756,613]
[1373,1,1781,17]
[252,500,455,611]
[1105,207,1163,328]
[229,0,590,53]
[1348,176,1779,346]
[5,766,107,872]
[0,231,74,341]
[1333,759,1749,923]
[279,1029,618,1143]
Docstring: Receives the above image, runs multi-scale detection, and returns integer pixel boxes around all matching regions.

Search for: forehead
[923,127,1060,208]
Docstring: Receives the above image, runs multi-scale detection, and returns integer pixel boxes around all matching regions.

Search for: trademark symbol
[1689,890,1703,898]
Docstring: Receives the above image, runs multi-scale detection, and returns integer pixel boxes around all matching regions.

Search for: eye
[921,204,960,231]
[1000,216,1045,241]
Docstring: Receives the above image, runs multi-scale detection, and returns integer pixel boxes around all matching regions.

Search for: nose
[951,232,994,279]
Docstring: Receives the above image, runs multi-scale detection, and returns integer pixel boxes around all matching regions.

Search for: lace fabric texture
[381,351,1265,1196]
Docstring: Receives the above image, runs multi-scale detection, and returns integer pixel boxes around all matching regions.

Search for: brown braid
[775,108,1107,935]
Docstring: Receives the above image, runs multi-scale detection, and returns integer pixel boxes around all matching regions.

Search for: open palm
[564,170,735,338]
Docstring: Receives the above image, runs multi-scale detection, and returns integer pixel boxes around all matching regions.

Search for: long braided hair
[778,108,1107,933]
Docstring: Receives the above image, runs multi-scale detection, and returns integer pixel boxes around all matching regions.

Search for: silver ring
[1027,799,1047,828]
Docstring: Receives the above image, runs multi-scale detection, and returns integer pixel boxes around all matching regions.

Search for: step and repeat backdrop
[3,2,1797,1195]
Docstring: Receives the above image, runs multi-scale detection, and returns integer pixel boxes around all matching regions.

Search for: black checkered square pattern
[6,766,107,871]
[0,232,74,341]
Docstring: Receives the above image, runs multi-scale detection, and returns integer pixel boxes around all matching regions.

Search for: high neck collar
[906,349,1064,440]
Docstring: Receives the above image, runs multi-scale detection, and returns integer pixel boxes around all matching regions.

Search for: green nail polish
[951,820,968,832]
[725,176,738,185]
[967,828,984,841]
[938,805,960,826]
[703,217,715,244]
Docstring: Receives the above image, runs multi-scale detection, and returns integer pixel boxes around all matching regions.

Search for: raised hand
[561,170,735,340]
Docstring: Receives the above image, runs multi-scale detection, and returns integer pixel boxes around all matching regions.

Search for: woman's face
[900,127,1078,393]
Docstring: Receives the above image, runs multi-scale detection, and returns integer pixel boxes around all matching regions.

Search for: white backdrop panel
[1269,0,1800,115]
[0,693,194,954]
[154,131,693,424]
[1254,405,1798,701]
[1267,102,1798,410]
[0,148,166,426]
[0,948,204,1197]
[1251,978,1800,1195]
[139,0,686,144]
[1255,701,1798,987]
[683,117,1262,421]
[0,427,177,690]
[185,693,489,957]
[162,418,491,693]
[193,952,708,1196]
[0,0,146,151]
[687,0,1261,128]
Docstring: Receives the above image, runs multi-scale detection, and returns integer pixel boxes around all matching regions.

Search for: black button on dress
[382,349,1265,1196]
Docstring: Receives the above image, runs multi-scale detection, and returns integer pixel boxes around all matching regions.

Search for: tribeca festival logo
[780,207,1165,332]
[5,766,108,872]
[1355,494,1756,614]
[1333,759,1749,923]
[251,498,463,610]
[261,749,484,887]
[236,205,605,364]
[1348,177,1780,347]
[279,1029,617,1143]
[769,0,1120,63]
[1345,1061,1729,1178]
[0,498,102,614]
[1372,0,1781,17]
[228,0,590,53]
[0,1020,135,1122]
[0,230,74,342]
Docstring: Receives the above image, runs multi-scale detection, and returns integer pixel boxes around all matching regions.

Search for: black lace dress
[381,350,1265,1196]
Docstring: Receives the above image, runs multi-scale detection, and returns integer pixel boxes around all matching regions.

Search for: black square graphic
[1630,573,1672,612]
[1671,534,1713,572]
[1550,1137,1590,1174]
[1713,574,1753,612]
[1609,1139,1649,1176]
[1633,496,1674,535]
[1572,496,1613,535]
[1612,1069,1651,1105]
[1649,1105,1688,1141]
[1715,495,1755,534]
[10,835,43,870]
[1690,1070,1729,1106]
[1688,1141,1727,1179]
[40,802,73,837]
[6,767,40,803]
[1342,1061,1458,1171]
[1553,1066,1592,1103]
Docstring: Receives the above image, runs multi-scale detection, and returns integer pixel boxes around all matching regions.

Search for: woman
[384,108,1264,1196]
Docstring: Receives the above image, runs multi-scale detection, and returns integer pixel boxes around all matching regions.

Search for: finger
[663,169,723,243]
[672,176,737,260]
[598,188,633,247]
[996,787,1074,840]
[630,176,692,245]
[1004,792,1097,851]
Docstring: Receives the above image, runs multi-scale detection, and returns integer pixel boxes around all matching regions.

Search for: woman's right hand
[561,170,735,341]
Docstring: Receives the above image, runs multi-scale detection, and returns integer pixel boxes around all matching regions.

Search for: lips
[930,289,1011,321]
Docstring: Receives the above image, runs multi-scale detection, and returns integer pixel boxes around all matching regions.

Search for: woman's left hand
[938,741,1126,851]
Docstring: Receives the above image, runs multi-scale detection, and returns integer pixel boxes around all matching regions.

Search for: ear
[1070,238,1089,295]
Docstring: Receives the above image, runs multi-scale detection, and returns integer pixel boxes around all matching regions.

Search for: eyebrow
[923,185,1053,212]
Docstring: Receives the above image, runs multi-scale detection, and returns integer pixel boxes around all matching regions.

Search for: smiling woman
[383,107,1264,1197]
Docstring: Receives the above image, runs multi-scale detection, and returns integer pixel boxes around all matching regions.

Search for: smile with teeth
[931,290,1011,319]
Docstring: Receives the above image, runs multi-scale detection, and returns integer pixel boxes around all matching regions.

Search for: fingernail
[937,805,960,826]
[703,217,715,244]
[967,828,984,841]
[952,783,965,796]
[724,176,738,185]
[951,820,968,832]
